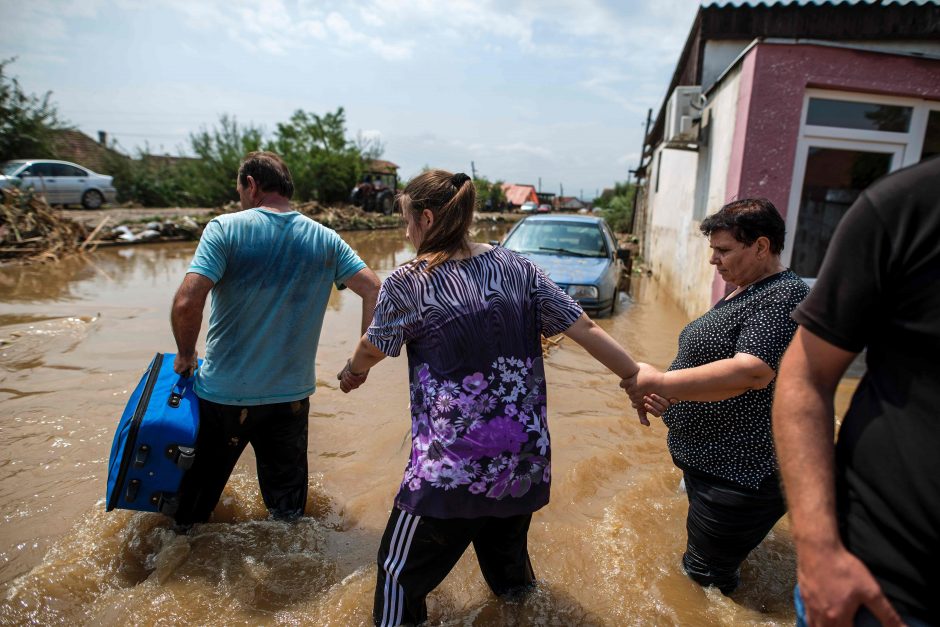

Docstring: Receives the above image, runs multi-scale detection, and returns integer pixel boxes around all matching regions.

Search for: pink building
[637,0,940,317]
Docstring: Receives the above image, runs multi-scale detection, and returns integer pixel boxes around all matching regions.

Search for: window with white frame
[784,89,940,279]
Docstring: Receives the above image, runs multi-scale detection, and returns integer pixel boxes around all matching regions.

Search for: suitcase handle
[167,375,193,408]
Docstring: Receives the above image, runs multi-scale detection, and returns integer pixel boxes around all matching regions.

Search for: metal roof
[703,0,935,6]
[643,0,940,153]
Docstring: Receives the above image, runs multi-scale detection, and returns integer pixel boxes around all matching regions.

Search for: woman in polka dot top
[623,198,809,595]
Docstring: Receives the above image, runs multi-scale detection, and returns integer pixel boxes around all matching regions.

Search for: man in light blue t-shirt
[170,151,380,526]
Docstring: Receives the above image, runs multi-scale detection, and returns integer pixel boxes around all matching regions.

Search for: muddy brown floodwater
[0,224,860,626]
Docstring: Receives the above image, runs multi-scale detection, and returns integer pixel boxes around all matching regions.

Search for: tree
[0,58,68,161]
[594,181,637,232]
[473,176,507,212]
[269,108,362,203]
[182,115,263,206]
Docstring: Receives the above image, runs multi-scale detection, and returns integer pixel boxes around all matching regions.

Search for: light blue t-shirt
[188,208,366,405]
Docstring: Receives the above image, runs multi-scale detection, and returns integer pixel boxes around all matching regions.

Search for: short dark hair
[237,151,294,199]
[700,198,785,254]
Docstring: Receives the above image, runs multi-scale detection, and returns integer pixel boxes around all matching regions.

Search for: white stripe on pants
[380,509,421,627]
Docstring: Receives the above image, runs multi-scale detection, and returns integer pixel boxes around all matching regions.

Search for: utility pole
[538,177,542,193]
[470,161,477,180]
[580,188,583,201]
[560,183,564,198]
[629,107,654,235]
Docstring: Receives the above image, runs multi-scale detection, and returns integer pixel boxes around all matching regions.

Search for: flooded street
[0,224,857,625]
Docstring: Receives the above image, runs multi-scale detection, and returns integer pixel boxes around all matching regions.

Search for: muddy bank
[4,195,522,265]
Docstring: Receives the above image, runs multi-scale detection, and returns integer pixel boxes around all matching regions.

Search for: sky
[1,0,703,200]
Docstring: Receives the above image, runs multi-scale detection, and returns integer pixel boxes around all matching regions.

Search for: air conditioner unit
[664,86,702,141]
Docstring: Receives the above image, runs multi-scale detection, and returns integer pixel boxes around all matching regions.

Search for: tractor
[350,160,398,215]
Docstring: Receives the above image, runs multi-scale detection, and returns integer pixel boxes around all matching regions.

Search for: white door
[52,163,89,206]
[783,137,905,280]
[18,162,59,202]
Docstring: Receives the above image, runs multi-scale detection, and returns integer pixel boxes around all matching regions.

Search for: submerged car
[0,159,117,209]
[499,214,630,316]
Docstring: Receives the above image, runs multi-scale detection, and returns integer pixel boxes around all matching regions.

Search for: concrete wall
[645,146,712,318]
[643,68,743,318]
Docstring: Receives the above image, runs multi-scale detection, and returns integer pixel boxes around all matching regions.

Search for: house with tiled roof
[52,130,127,173]
[635,0,940,317]
[501,183,539,208]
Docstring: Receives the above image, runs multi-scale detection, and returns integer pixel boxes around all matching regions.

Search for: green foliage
[595,181,636,233]
[473,176,507,212]
[268,108,362,203]
[102,147,190,207]
[0,58,68,162]
[183,115,263,206]
[593,181,634,209]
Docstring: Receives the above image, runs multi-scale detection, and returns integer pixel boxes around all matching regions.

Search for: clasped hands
[620,362,677,426]
[337,359,369,393]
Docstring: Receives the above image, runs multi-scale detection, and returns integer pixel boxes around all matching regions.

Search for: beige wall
[642,69,742,319]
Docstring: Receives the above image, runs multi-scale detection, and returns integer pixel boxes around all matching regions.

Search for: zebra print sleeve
[367,270,422,357]
[534,264,583,337]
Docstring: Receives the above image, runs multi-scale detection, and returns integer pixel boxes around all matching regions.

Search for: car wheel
[82,189,104,209]
[607,289,619,317]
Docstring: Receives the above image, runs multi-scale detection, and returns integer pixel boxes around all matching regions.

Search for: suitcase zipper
[108,353,164,510]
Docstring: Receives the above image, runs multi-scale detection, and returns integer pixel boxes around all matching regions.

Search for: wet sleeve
[535,265,584,337]
[333,235,367,288]
[366,274,421,358]
[187,219,227,283]
[792,195,888,353]
[736,281,808,371]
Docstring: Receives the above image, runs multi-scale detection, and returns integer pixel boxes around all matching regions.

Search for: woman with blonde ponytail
[339,169,643,627]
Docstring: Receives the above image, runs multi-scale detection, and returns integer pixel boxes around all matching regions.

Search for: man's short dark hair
[238,151,294,199]
[700,198,786,254]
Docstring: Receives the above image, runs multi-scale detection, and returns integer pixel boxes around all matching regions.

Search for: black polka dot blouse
[661,269,809,490]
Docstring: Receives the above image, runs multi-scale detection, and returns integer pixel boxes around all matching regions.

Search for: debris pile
[0,188,89,262]
[295,202,400,231]
[101,217,204,244]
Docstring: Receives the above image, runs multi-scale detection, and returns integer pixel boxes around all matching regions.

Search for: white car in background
[0,159,117,209]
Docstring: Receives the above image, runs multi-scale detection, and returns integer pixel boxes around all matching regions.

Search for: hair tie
[451,173,471,189]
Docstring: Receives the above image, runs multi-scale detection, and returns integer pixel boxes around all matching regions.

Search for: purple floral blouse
[367,246,583,518]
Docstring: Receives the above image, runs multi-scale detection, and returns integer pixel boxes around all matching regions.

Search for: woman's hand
[337,360,369,393]
[642,393,676,417]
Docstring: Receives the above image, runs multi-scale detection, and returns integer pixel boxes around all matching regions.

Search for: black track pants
[173,397,310,525]
[373,506,536,627]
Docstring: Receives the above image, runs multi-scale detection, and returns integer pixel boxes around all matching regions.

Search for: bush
[0,58,68,162]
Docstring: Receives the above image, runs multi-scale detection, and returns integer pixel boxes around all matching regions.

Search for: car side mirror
[616,248,631,262]
[488,240,500,246]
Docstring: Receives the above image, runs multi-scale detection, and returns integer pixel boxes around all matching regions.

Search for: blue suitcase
[106,352,200,516]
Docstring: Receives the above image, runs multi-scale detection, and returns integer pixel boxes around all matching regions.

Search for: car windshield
[2,161,26,176]
[503,221,609,258]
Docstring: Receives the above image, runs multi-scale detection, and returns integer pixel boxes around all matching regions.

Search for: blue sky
[1,0,702,200]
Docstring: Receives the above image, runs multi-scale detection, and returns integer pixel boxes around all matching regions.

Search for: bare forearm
[349,335,386,373]
[344,267,381,336]
[171,298,203,358]
[360,290,378,336]
[563,314,639,379]
[776,378,840,550]
[660,356,772,401]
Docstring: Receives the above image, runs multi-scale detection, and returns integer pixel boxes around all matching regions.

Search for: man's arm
[773,327,902,627]
[170,273,214,375]
[342,267,381,335]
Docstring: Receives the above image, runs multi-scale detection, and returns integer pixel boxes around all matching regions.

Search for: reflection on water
[0,223,851,625]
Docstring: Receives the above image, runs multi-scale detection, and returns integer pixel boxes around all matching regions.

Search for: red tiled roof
[501,184,538,206]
